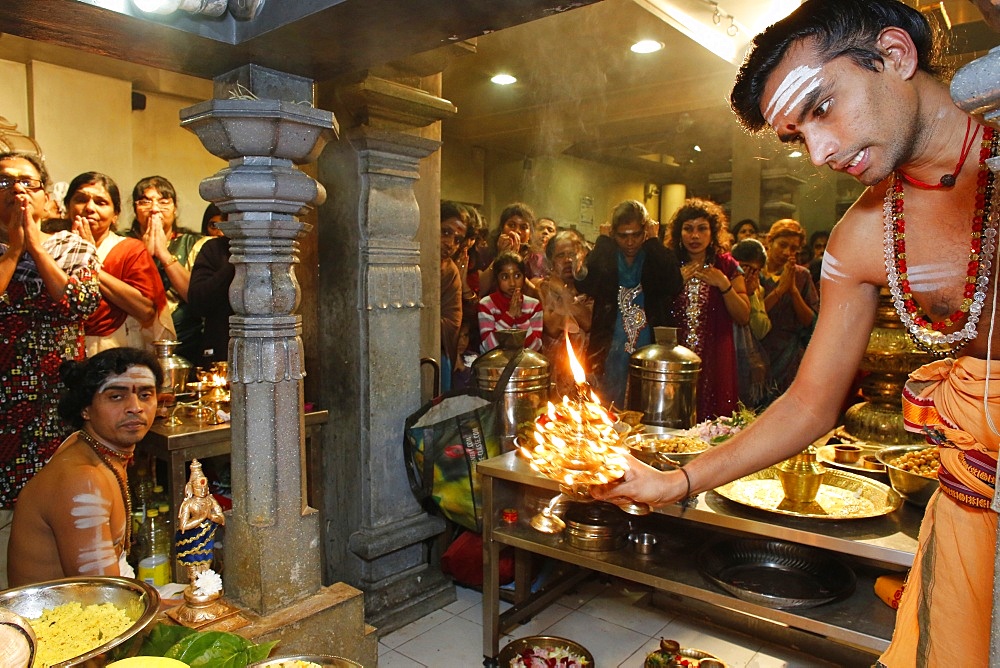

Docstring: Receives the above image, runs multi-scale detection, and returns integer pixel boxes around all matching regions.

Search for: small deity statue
[175,459,225,582]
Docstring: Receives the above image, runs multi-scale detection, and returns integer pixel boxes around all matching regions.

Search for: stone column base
[364,563,455,635]
[236,582,378,666]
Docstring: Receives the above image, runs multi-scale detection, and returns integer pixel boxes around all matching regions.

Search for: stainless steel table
[479,451,921,664]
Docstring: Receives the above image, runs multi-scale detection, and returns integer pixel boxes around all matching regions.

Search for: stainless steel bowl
[0,576,159,667]
[876,445,940,507]
[624,431,708,469]
[250,654,362,667]
[498,635,594,666]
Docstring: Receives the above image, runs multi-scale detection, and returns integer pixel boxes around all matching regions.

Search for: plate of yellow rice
[0,576,159,667]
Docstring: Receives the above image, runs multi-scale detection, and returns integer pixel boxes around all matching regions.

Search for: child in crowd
[478,252,543,352]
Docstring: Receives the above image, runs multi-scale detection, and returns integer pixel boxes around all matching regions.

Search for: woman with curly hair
[664,198,749,420]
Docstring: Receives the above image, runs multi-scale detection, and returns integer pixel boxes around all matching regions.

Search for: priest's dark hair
[730,0,945,133]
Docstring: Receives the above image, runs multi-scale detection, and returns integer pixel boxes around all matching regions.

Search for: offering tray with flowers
[714,467,902,519]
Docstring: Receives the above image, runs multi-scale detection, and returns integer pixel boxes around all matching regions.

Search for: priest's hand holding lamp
[590,455,692,508]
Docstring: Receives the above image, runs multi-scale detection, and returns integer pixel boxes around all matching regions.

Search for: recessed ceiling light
[630,40,664,54]
[491,74,517,85]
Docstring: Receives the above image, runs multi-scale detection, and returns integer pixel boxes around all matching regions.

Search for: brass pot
[776,448,826,504]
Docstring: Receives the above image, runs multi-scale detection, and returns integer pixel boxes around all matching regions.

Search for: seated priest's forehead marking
[97,366,157,393]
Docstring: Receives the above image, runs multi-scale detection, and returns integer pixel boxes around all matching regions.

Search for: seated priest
[7,347,161,587]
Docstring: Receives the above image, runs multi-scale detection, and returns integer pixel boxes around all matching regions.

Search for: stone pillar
[180,65,338,615]
[950,43,1000,667]
[316,73,458,632]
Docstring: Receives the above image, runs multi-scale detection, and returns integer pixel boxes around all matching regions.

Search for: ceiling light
[789,150,803,158]
[693,145,702,152]
[630,40,664,54]
[491,74,517,85]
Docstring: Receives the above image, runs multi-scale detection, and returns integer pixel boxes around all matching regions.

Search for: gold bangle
[163,255,178,268]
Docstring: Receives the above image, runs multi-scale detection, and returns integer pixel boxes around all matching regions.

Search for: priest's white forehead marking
[765,64,823,126]
[97,366,156,394]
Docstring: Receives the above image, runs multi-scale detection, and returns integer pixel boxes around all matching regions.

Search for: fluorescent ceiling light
[491,74,517,85]
[631,39,664,54]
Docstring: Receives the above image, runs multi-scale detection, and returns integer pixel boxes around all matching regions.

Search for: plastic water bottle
[137,509,171,586]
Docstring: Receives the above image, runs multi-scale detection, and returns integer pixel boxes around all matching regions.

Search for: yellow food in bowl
[650,436,708,454]
[888,448,940,479]
[30,601,132,667]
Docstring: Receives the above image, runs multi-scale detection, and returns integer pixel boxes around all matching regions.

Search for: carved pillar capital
[334,73,456,132]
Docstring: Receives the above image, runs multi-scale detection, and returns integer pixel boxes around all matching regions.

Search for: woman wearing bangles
[126,176,207,363]
[664,198,749,421]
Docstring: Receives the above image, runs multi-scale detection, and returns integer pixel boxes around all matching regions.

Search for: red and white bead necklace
[883,123,998,357]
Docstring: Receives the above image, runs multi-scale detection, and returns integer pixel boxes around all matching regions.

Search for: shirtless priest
[7,347,161,586]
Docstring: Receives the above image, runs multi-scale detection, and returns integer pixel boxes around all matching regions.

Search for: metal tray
[714,466,901,519]
[699,538,856,609]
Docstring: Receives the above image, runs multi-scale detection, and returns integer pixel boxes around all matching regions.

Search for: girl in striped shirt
[478,251,543,353]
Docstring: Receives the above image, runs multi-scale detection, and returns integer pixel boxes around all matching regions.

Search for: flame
[565,330,587,385]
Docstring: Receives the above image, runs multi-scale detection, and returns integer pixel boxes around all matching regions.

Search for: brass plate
[715,467,902,519]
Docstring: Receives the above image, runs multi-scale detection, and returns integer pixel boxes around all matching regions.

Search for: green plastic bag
[404,351,522,531]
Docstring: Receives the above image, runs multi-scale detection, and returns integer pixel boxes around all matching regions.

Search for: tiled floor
[378,578,845,667]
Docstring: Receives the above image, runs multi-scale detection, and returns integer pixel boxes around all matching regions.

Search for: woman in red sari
[66,172,173,354]
[664,199,750,420]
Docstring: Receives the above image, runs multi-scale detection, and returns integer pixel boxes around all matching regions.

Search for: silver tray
[699,538,856,609]
[714,466,902,519]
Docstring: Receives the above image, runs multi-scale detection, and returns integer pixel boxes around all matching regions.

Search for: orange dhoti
[878,357,1000,667]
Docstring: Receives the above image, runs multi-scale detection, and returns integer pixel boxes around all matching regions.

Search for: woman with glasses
[0,152,101,584]
[576,200,683,406]
[127,176,206,363]
[65,172,174,355]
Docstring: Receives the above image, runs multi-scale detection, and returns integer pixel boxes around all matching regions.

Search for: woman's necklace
[77,429,133,554]
[883,124,998,356]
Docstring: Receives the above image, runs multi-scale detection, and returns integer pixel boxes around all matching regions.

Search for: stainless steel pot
[563,502,629,551]
[473,329,550,451]
[152,339,193,398]
[625,326,700,428]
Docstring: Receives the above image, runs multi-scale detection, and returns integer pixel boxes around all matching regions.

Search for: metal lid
[563,501,626,527]
[629,340,701,372]
[472,329,549,382]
